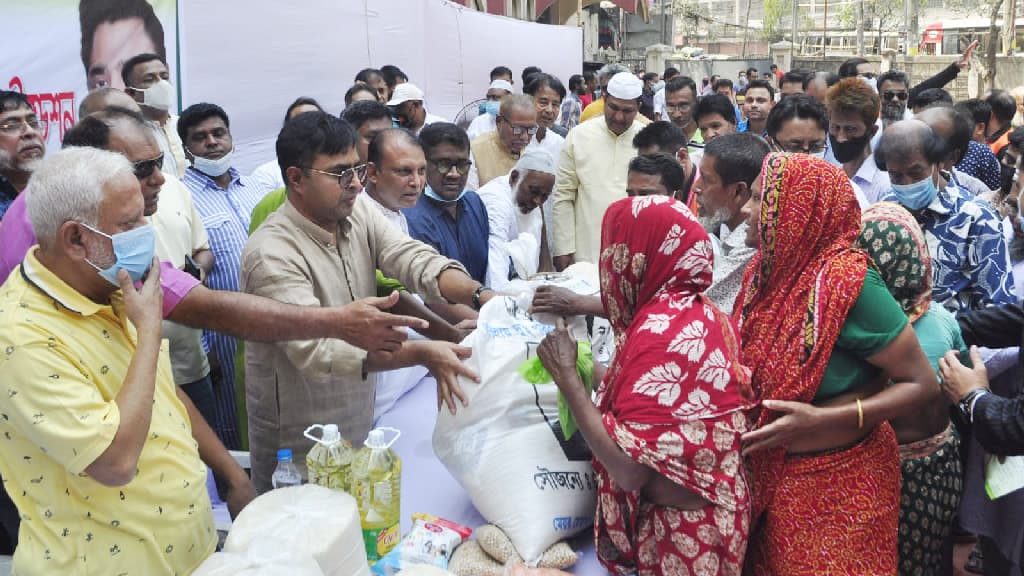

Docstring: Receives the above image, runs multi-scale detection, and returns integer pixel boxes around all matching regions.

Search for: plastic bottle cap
[365,429,384,449]
[322,424,341,444]
[277,448,293,461]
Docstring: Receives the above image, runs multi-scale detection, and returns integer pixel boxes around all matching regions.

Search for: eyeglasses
[0,117,42,135]
[883,91,909,101]
[308,164,368,187]
[498,116,539,137]
[133,154,164,179]
[778,142,826,154]
[429,159,473,175]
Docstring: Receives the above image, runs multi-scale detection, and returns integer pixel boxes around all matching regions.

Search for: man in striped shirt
[179,103,266,449]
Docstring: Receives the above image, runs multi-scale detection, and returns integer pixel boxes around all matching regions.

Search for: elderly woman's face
[744,173,763,249]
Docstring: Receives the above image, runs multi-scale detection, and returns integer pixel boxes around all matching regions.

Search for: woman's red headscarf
[594,196,752,574]
[735,153,870,519]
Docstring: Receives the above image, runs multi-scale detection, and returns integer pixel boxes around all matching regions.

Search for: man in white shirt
[249,97,324,195]
[653,67,679,121]
[552,72,644,269]
[476,149,557,289]
[388,83,446,136]
[364,129,426,233]
[466,79,513,141]
[121,53,186,178]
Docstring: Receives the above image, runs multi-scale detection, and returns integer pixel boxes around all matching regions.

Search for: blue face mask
[81,222,156,286]
[482,101,500,117]
[423,185,467,204]
[891,173,938,211]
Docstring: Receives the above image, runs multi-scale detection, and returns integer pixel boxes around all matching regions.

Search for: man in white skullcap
[552,71,644,268]
[387,83,447,136]
[466,79,514,140]
[476,148,558,289]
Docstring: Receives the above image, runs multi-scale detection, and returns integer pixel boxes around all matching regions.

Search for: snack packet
[371,513,473,575]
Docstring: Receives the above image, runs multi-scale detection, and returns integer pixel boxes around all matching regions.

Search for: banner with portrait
[1,0,179,152]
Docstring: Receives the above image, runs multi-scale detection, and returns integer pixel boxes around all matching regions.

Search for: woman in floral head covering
[736,153,938,574]
[857,202,965,576]
[539,195,753,575]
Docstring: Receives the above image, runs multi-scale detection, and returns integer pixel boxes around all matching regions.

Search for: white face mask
[191,146,234,177]
[134,79,175,111]
[810,150,827,160]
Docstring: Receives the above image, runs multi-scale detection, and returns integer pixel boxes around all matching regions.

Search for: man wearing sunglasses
[0,91,44,222]
[240,113,491,492]
[878,70,912,128]
[466,94,538,190]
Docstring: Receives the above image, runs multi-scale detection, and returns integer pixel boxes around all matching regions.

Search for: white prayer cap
[606,72,642,100]
[386,83,424,106]
[513,148,557,176]
[489,79,514,93]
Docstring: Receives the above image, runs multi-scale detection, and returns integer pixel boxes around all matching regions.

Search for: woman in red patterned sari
[538,195,754,576]
[735,153,938,574]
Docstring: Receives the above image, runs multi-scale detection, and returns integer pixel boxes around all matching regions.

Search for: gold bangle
[856,399,864,430]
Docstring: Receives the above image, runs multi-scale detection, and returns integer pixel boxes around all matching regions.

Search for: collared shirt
[414,111,448,137]
[882,181,1016,313]
[152,173,211,385]
[0,250,215,574]
[955,140,1002,191]
[148,115,187,179]
[183,165,266,448]
[404,188,489,283]
[552,116,642,263]
[560,93,583,130]
[0,187,200,316]
[240,197,465,491]
[705,221,758,315]
[468,130,519,191]
[249,158,286,198]
[0,174,17,222]
[851,157,892,204]
[476,174,545,289]
[363,189,409,235]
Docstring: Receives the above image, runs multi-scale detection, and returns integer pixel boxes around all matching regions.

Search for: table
[376,375,606,574]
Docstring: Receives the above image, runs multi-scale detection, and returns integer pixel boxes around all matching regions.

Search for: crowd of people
[1,41,1024,575]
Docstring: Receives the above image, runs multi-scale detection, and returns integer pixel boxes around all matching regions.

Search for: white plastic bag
[223,485,370,576]
[433,277,601,564]
[192,549,324,576]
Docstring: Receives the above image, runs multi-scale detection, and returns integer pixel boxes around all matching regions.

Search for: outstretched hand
[938,345,989,404]
[341,291,429,359]
[957,39,980,70]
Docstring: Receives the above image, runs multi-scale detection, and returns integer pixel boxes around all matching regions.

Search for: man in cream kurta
[552,72,645,267]
[240,113,485,492]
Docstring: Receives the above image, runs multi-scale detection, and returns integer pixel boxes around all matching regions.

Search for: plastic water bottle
[271,448,302,489]
[351,427,402,565]
[304,424,355,492]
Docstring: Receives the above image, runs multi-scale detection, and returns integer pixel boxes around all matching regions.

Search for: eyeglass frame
[307,164,368,187]
[0,117,42,135]
[428,159,473,175]
[882,90,909,101]
[497,115,539,137]
[132,153,165,180]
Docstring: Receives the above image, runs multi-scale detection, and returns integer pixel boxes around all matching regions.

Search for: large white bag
[433,276,604,565]
[192,550,324,576]
[223,485,370,576]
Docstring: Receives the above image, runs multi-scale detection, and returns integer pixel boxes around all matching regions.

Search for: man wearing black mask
[825,77,891,204]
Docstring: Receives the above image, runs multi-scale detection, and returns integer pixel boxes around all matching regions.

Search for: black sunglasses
[133,154,164,180]
[883,91,909,101]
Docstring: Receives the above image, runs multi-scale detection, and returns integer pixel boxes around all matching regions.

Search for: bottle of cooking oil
[303,424,354,492]
[350,427,402,565]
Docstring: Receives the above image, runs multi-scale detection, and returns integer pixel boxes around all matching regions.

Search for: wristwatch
[957,388,990,423]
[472,286,493,310]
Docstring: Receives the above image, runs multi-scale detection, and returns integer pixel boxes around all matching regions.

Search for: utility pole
[856,0,865,55]
[792,0,799,53]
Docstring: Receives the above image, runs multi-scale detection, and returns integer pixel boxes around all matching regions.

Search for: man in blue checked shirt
[876,119,1016,315]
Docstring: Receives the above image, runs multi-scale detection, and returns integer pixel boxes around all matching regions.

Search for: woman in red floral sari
[736,153,938,574]
[538,195,754,576]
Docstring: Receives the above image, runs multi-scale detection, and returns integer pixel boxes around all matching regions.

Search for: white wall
[179,0,583,173]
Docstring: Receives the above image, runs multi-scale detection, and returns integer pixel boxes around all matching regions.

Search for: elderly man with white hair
[0,147,216,574]
[466,79,514,141]
[552,71,644,268]
[476,148,558,289]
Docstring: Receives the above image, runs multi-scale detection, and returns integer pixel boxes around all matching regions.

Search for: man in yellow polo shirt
[0,147,215,573]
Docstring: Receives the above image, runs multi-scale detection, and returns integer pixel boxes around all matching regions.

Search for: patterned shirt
[955,140,1002,192]
[0,250,215,574]
[883,181,1016,314]
[559,93,582,130]
[182,166,266,449]
[0,174,17,222]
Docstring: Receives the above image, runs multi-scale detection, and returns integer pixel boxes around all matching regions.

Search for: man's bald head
[915,106,971,167]
[79,87,141,118]
[875,119,948,175]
